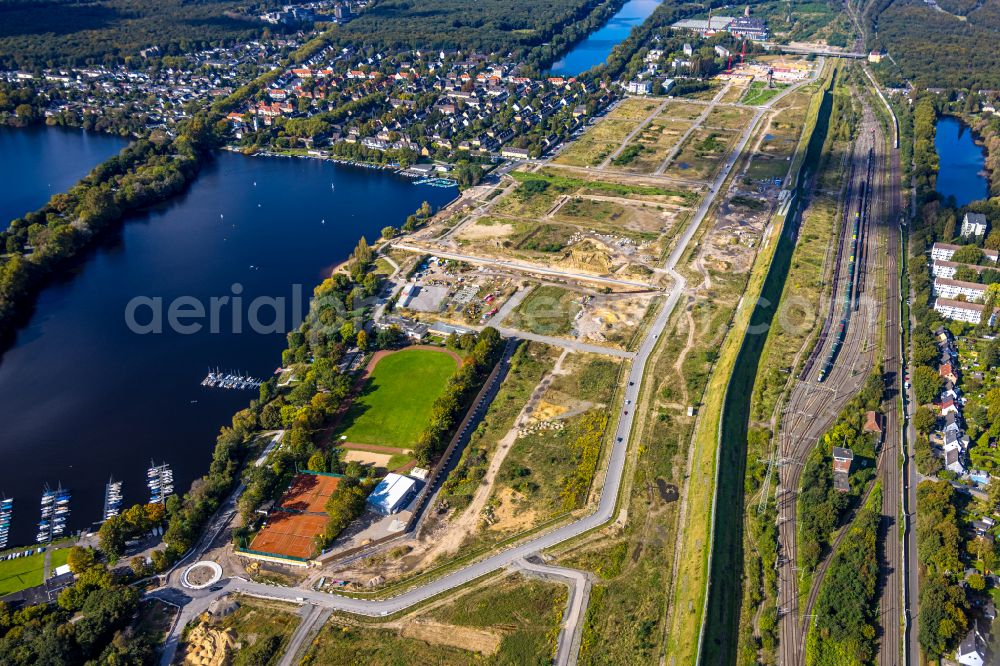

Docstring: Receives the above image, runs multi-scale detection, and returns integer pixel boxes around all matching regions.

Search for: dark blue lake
[550,0,661,76]
[935,116,988,207]
[0,142,455,546]
[0,125,128,230]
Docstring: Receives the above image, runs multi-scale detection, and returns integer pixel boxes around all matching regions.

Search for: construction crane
[726,39,749,74]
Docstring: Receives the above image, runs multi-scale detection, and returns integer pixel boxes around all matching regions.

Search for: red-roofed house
[863,411,883,434]
[940,398,960,416]
[939,363,959,384]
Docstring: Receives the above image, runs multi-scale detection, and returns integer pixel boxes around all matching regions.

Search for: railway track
[776,104,885,666]
[875,91,905,666]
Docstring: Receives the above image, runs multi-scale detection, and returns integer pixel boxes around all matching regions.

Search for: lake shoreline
[934,114,989,206]
[0,132,457,546]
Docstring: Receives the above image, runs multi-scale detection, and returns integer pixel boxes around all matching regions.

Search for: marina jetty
[201,369,263,391]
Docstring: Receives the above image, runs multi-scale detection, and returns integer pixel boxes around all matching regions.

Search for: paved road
[764,42,866,58]
[155,68,820,663]
[277,603,332,666]
[514,558,592,666]
[495,328,636,358]
[391,243,659,290]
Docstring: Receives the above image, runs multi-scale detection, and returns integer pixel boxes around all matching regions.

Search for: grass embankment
[303,575,565,665]
[735,68,851,665]
[555,119,641,167]
[336,348,458,448]
[667,63,835,665]
[512,169,698,204]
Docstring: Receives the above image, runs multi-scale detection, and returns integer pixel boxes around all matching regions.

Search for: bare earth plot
[447,168,694,282]
[613,119,694,174]
[663,128,742,181]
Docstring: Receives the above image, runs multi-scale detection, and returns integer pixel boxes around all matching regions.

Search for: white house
[931,260,988,280]
[944,440,965,475]
[933,278,987,302]
[931,242,999,263]
[961,212,988,238]
[625,79,652,95]
[956,624,986,666]
[934,298,994,325]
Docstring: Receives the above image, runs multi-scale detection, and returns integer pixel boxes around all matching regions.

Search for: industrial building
[367,473,420,515]
[727,16,769,40]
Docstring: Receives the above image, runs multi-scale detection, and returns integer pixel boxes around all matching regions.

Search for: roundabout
[181,560,223,589]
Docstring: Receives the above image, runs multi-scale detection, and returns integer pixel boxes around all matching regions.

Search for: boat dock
[103,478,123,521]
[201,368,263,391]
[0,498,12,549]
[413,177,457,188]
[147,462,174,505]
[37,484,69,543]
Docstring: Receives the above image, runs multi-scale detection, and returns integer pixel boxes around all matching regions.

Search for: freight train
[817,145,875,382]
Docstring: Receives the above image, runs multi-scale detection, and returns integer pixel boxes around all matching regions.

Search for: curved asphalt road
[156,71,821,666]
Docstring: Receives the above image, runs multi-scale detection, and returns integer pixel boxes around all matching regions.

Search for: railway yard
[774,87,906,665]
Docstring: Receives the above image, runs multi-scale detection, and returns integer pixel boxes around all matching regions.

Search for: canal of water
[0,140,455,546]
[550,0,661,76]
[700,75,836,664]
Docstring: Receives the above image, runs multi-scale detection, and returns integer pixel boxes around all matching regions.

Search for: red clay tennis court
[249,512,327,560]
[277,472,341,513]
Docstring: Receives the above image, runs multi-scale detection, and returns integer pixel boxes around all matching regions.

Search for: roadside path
[391,243,658,290]
[514,557,592,666]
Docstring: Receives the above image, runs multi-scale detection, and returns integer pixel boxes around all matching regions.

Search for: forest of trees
[0,0,281,70]
[0,555,162,664]
[807,484,882,664]
[337,0,624,71]
[916,481,969,657]
[869,0,1000,89]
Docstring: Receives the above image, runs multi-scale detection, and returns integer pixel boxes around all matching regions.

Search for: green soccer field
[337,348,459,449]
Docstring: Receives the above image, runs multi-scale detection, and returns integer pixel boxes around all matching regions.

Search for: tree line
[0,116,221,341]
